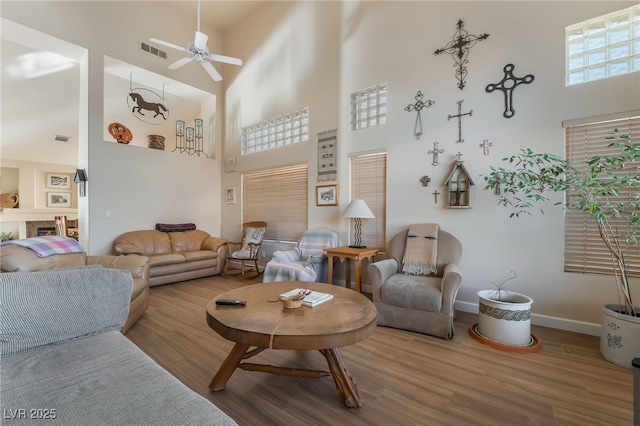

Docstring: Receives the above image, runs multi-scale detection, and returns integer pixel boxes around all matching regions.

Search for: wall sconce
[74,169,88,197]
[342,199,375,248]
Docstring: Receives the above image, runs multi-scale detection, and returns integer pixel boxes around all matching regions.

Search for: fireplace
[26,221,57,238]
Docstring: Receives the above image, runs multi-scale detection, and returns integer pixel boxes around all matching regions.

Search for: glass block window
[350,83,387,131]
[566,4,640,86]
[241,108,309,155]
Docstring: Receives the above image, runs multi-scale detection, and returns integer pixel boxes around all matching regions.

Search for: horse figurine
[129,92,168,120]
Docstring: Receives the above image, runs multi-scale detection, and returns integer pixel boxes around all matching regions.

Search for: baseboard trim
[455,300,601,337]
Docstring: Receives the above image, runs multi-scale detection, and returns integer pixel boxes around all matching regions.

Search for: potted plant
[483,129,639,367]
[0,231,14,242]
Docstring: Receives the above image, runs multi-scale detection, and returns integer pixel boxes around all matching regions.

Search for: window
[350,84,387,131]
[241,108,309,155]
[242,163,308,242]
[349,151,387,248]
[564,113,640,277]
[565,4,640,86]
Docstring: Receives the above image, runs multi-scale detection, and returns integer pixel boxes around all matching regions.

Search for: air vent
[54,135,70,143]
[141,42,167,59]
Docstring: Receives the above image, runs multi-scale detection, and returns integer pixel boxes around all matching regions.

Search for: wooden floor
[126,274,634,426]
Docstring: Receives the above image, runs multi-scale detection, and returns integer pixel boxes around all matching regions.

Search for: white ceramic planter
[600,304,640,368]
[477,290,533,346]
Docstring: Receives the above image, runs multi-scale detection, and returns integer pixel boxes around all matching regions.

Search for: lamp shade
[342,199,375,219]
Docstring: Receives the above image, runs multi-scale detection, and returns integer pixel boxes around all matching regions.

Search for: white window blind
[350,151,387,249]
[564,114,640,277]
[242,163,308,242]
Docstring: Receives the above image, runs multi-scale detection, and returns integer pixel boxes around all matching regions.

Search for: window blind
[242,163,308,242]
[350,151,387,249]
[564,114,640,277]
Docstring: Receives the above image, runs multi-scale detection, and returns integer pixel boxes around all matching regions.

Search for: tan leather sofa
[0,246,150,334]
[113,229,228,287]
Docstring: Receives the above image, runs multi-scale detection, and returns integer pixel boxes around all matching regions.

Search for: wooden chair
[54,215,78,240]
[224,221,267,276]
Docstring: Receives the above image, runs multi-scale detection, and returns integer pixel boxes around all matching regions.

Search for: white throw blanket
[402,224,439,275]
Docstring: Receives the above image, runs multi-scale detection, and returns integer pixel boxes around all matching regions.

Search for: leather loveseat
[113,229,228,287]
[0,244,149,334]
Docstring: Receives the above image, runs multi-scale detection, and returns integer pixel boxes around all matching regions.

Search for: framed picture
[225,157,237,173]
[225,187,236,204]
[47,192,71,208]
[46,173,71,189]
[316,184,338,206]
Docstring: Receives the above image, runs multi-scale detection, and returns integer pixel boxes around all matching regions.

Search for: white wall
[222,1,640,332]
[1,1,226,254]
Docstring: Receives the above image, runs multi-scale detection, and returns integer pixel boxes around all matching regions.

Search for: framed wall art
[46,173,71,189]
[316,184,338,206]
[47,192,71,208]
[225,187,236,204]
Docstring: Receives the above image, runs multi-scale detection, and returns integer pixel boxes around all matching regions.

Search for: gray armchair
[367,225,463,339]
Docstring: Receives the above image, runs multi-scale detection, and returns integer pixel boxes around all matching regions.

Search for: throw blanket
[402,224,439,276]
[155,223,196,232]
[297,228,341,259]
[2,236,84,258]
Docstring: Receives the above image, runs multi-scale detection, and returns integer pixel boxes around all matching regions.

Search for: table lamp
[342,199,375,248]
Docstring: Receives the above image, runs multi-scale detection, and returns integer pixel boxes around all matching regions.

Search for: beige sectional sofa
[113,229,228,286]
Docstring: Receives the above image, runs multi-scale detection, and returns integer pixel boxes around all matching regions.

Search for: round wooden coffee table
[206,281,377,408]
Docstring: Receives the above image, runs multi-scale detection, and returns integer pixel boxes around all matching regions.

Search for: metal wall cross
[479,139,492,155]
[428,142,445,166]
[434,19,489,90]
[485,63,535,118]
[420,175,431,187]
[448,100,473,143]
[404,91,435,140]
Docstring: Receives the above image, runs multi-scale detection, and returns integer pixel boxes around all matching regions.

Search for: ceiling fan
[150,0,242,82]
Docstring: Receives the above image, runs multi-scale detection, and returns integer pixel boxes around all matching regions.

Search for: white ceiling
[0,1,264,165]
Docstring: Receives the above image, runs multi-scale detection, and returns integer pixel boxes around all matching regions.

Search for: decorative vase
[477,290,533,346]
[600,304,640,368]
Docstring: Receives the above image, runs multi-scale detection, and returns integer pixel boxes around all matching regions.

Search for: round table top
[206,282,377,350]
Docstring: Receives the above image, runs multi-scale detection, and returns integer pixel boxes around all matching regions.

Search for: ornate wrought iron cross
[420,175,431,187]
[485,64,535,118]
[404,91,435,140]
[448,100,473,143]
[434,19,489,90]
[428,142,445,166]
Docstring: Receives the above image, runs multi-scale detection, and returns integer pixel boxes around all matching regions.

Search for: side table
[326,246,378,293]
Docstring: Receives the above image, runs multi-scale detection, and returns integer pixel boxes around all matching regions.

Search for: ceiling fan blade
[210,53,243,66]
[194,31,208,50]
[150,38,186,52]
[169,57,194,70]
[202,61,222,82]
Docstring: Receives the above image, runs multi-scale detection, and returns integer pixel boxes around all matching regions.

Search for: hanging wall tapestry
[434,19,489,90]
[317,129,338,182]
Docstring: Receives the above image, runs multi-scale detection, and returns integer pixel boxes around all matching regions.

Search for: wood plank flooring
[125,275,634,425]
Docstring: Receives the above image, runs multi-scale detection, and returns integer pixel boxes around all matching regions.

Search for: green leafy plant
[484,129,639,317]
[487,270,517,302]
[0,231,14,242]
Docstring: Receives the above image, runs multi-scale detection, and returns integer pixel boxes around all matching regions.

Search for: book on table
[279,288,334,307]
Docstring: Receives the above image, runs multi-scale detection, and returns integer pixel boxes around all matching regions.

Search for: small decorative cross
[432,190,441,203]
[404,91,435,140]
[448,99,473,143]
[420,175,431,187]
[428,142,445,166]
[434,19,490,90]
[480,139,492,155]
[455,152,464,161]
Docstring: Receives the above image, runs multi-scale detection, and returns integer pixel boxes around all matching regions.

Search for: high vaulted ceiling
[1,1,264,165]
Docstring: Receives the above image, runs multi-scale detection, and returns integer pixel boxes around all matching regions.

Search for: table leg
[319,348,363,408]
[328,255,334,284]
[345,259,352,290]
[209,342,251,391]
[354,259,362,293]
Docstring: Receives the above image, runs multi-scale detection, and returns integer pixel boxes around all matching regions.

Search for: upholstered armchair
[262,228,340,283]
[367,225,463,339]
